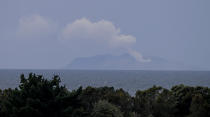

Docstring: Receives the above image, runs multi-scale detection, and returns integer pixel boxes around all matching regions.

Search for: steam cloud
[16,15,150,63]
[17,15,56,39]
[61,18,150,62]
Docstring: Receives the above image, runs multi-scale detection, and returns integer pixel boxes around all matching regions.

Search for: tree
[187,93,210,117]
[91,100,123,117]
[0,73,210,117]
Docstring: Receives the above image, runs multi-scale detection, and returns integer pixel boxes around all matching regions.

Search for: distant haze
[0,0,210,70]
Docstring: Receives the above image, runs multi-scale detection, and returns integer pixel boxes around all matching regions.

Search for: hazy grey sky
[0,0,210,69]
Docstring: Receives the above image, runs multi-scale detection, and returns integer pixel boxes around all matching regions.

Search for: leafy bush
[0,73,209,117]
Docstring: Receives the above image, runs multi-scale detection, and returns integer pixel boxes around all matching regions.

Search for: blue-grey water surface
[0,70,210,95]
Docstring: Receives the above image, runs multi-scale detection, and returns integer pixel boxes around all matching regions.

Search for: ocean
[0,70,210,95]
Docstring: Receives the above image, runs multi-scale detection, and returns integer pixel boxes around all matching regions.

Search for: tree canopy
[0,73,209,117]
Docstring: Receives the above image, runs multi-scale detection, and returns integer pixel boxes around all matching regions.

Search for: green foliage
[91,100,123,117]
[0,73,210,117]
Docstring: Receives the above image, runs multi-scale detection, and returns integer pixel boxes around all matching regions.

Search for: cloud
[62,18,136,48]
[128,49,151,62]
[17,15,56,38]
[61,18,150,62]
[15,16,149,63]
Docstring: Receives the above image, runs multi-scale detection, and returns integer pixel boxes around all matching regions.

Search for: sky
[0,0,210,70]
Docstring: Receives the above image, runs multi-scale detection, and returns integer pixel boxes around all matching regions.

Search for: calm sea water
[0,70,210,95]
